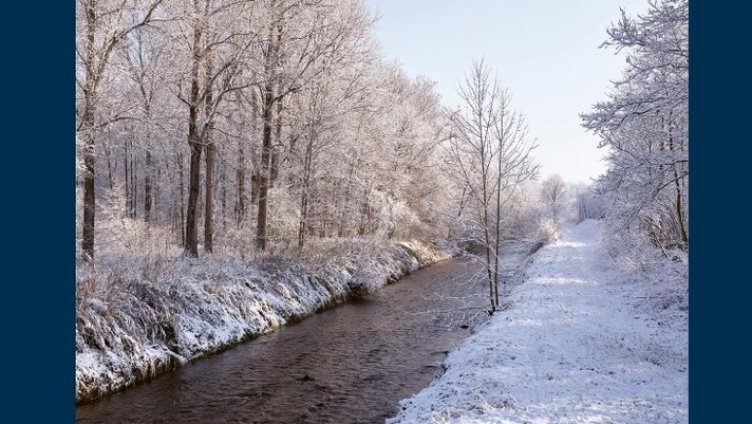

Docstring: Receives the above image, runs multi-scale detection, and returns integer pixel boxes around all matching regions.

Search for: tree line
[78,0,549,258]
[76,0,457,260]
[78,1,559,313]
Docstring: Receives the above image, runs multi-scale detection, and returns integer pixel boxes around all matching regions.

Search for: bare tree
[76,0,166,260]
[445,59,538,313]
[174,0,255,257]
[253,0,374,250]
[287,2,376,251]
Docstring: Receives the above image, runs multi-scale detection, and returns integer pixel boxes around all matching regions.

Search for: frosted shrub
[214,226,257,258]
[536,218,560,243]
[508,207,546,243]
[601,220,688,319]
[383,199,428,240]
[95,185,177,258]
[98,218,176,258]
[602,217,684,276]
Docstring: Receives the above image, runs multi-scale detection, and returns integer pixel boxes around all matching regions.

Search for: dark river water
[77,246,528,424]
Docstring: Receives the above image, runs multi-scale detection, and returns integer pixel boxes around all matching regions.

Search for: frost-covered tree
[76,0,166,260]
[171,0,257,257]
[445,59,538,313]
[582,0,688,253]
[253,0,369,251]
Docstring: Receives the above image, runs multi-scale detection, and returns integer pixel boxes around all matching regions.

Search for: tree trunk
[251,171,261,203]
[185,141,203,257]
[479,110,495,313]
[493,192,502,309]
[484,227,495,313]
[220,161,227,231]
[82,108,96,260]
[255,15,278,251]
[358,186,371,236]
[124,141,130,216]
[235,143,246,225]
[204,143,215,253]
[246,89,259,213]
[271,96,283,186]
[674,174,687,248]
[132,156,138,219]
[184,2,204,257]
[298,189,308,252]
[178,151,186,245]
[255,91,274,251]
[297,138,313,252]
[668,117,688,250]
[153,162,161,224]
[493,121,505,310]
[80,2,97,261]
[144,150,152,222]
[203,47,215,254]
[103,143,114,191]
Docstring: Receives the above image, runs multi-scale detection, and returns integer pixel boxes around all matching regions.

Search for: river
[77,244,529,423]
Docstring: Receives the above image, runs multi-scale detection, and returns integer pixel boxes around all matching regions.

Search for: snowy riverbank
[388,220,688,423]
[76,239,448,403]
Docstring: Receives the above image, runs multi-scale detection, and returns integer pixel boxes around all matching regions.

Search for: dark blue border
[690,1,748,422]
[2,2,75,422]
[0,1,742,422]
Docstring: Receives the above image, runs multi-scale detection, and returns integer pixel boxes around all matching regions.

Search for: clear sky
[365,0,648,185]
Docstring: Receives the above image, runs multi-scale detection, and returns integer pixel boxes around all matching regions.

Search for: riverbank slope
[76,239,447,403]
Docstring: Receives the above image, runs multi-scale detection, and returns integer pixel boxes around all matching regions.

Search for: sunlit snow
[388,220,687,424]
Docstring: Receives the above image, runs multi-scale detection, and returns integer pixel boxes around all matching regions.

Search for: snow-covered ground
[75,239,448,403]
[388,220,688,424]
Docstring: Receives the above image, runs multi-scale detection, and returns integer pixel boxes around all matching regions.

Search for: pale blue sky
[365,0,648,184]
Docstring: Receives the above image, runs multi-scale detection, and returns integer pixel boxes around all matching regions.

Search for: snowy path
[388,220,687,424]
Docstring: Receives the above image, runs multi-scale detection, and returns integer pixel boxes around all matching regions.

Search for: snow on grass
[76,239,449,403]
[388,220,688,424]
